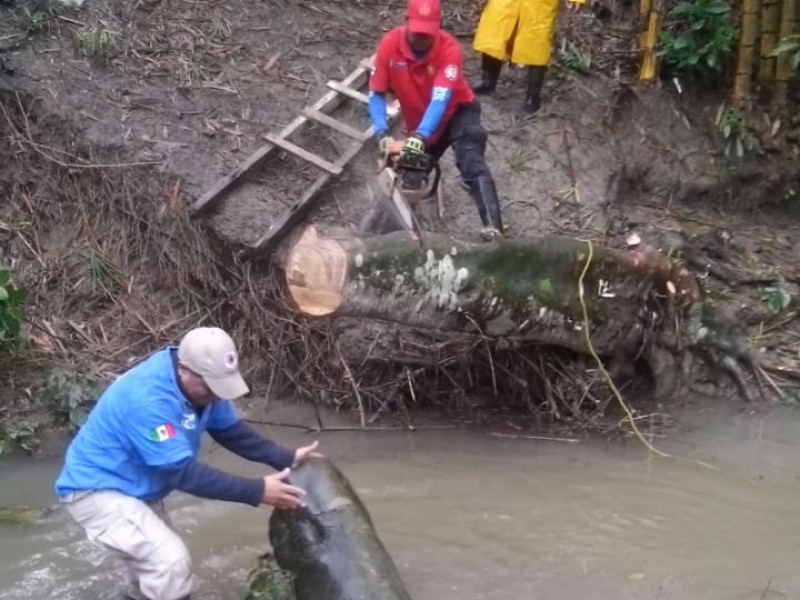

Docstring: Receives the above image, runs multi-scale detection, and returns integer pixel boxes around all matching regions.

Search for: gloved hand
[378,135,405,158]
[401,134,425,157]
[378,135,394,157]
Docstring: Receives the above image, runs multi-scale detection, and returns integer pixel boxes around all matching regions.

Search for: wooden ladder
[191,56,399,257]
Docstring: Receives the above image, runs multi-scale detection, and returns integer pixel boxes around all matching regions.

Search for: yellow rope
[577,239,718,470]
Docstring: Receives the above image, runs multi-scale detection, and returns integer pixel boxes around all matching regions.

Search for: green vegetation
[16,7,44,34]
[769,34,800,71]
[0,424,37,457]
[0,367,101,458]
[0,268,25,348]
[560,45,592,75]
[658,0,735,78]
[761,285,792,315]
[715,108,748,158]
[242,554,296,600]
[0,505,44,525]
[38,368,102,432]
[74,27,117,65]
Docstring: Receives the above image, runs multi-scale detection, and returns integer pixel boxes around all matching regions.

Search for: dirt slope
[2,0,799,432]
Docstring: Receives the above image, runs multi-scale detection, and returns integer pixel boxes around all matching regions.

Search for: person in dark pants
[368,0,505,240]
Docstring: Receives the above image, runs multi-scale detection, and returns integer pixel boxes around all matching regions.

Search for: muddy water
[1,400,799,600]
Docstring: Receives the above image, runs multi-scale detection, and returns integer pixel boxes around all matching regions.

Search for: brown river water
[1,399,799,600]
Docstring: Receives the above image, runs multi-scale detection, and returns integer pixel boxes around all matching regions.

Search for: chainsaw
[376,148,443,239]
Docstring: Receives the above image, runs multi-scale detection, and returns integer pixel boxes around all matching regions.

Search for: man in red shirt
[368,0,505,240]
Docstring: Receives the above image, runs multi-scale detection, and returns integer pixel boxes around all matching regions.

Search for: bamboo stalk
[760,0,782,80]
[773,0,799,106]
[733,0,761,103]
[639,0,662,81]
[640,0,652,23]
[793,0,799,41]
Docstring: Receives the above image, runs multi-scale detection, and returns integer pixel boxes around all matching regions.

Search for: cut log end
[285,225,349,316]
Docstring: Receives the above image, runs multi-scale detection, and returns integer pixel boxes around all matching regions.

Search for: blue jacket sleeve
[155,458,264,507]
[416,87,451,140]
[208,421,295,471]
[368,91,389,139]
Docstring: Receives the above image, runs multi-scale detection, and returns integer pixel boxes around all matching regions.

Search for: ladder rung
[325,80,399,117]
[303,108,370,141]
[327,80,369,104]
[266,134,343,175]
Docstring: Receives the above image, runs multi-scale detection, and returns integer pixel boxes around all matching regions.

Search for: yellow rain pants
[473,0,562,67]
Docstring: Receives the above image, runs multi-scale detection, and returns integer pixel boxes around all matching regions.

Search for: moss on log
[283,226,767,401]
[285,225,700,357]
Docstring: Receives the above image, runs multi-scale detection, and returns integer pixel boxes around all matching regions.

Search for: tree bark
[269,457,412,600]
[284,225,701,358]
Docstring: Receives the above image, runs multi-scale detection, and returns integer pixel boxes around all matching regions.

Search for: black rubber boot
[468,176,504,240]
[471,54,503,95]
[520,65,547,116]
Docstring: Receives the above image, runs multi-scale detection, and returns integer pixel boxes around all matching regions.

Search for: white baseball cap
[177,327,249,400]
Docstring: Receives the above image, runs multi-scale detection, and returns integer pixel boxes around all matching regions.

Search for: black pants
[427,101,493,187]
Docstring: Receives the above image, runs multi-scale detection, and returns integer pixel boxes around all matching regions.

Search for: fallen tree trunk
[269,457,413,600]
[283,226,759,401]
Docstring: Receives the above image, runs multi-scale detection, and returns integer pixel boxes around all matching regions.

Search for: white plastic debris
[626,233,641,247]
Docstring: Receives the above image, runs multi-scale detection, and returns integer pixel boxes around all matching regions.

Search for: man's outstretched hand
[292,440,323,468]
[379,136,405,160]
[262,468,306,509]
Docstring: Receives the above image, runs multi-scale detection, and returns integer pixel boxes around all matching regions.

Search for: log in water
[268,457,413,600]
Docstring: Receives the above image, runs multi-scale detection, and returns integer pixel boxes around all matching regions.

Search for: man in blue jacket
[54,326,320,600]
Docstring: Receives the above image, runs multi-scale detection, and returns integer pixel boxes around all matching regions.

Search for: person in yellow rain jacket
[472,0,584,115]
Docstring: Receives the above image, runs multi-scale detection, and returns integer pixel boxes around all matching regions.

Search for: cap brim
[407,19,439,35]
[204,372,249,400]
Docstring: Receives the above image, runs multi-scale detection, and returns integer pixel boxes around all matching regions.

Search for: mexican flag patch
[149,424,175,442]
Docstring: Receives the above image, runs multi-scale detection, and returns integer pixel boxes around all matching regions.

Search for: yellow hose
[576,240,717,470]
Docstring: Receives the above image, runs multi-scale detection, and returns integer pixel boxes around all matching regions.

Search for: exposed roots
[1,91,234,378]
[0,87,664,433]
[2,87,794,441]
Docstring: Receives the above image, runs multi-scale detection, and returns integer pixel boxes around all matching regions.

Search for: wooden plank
[326,80,369,104]
[265,134,343,175]
[248,140,366,256]
[190,144,278,216]
[190,57,374,216]
[247,90,404,258]
[303,108,369,141]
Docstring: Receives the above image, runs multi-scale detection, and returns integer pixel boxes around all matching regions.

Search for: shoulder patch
[432,87,449,101]
[444,64,459,81]
[149,424,176,442]
[181,412,197,430]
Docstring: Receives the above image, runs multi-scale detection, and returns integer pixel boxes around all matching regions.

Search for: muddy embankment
[1,0,799,449]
